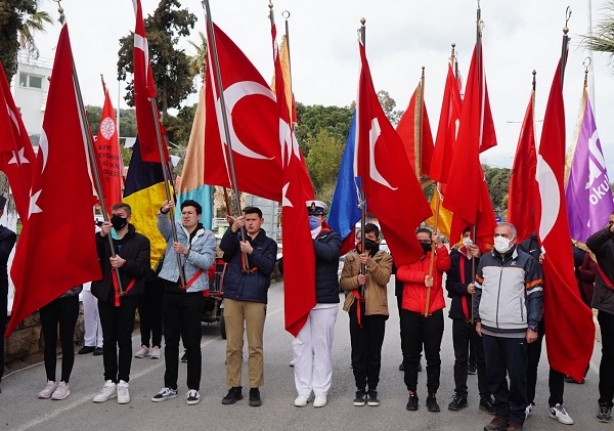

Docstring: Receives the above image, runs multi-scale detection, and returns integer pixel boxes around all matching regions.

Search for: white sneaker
[51,382,70,400]
[294,394,312,407]
[185,389,201,405]
[93,380,117,403]
[525,402,534,419]
[38,381,58,399]
[117,380,130,404]
[150,346,161,359]
[549,403,574,425]
[135,345,149,358]
[313,395,327,408]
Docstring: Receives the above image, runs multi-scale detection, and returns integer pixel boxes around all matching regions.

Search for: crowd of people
[0,197,612,431]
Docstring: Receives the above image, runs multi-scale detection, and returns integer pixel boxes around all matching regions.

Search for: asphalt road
[0,279,604,431]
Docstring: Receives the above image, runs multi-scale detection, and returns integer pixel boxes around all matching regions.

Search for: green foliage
[0,0,52,79]
[117,0,197,115]
[163,103,196,148]
[377,90,403,126]
[295,103,353,156]
[483,165,511,215]
[581,1,614,65]
[305,130,345,197]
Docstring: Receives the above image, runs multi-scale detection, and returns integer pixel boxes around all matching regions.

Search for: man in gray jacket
[471,222,543,431]
[151,199,216,406]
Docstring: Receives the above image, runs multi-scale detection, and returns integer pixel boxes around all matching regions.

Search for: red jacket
[398,246,450,314]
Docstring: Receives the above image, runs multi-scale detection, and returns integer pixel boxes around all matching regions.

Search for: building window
[18,73,44,89]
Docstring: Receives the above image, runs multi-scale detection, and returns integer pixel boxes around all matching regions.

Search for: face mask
[421,242,431,253]
[308,216,321,231]
[462,237,473,248]
[363,238,379,251]
[111,214,128,231]
[494,236,512,254]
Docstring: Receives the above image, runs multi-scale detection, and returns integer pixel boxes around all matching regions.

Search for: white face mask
[462,237,473,248]
[494,236,512,254]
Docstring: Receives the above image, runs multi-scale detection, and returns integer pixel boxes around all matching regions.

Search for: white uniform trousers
[293,305,339,397]
[82,289,103,348]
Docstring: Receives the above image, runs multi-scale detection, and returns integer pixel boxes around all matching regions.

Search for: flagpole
[561,7,572,85]
[202,0,250,271]
[282,10,294,124]
[55,6,125,294]
[413,67,425,179]
[424,185,441,317]
[358,18,367,298]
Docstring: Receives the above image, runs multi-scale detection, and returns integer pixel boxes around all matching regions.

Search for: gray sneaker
[152,387,179,402]
[38,381,58,399]
[51,382,70,400]
[549,403,573,425]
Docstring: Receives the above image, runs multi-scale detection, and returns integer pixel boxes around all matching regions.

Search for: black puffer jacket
[446,248,480,320]
[314,228,342,304]
[220,228,277,304]
[587,226,614,314]
[91,224,151,303]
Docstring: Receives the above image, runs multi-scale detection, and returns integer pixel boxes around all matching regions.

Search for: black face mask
[364,239,379,254]
[420,242,432,253]
[111,214,128,231]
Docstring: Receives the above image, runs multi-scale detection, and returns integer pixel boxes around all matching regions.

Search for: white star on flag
[8,147,30,165]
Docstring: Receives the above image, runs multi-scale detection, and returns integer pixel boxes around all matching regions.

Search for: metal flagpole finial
[268,1,273,10]
[564,6,572,35]
[282,10,290,20]
[583,57,591,88]
[52,0,65,24]
[532,70,537,91]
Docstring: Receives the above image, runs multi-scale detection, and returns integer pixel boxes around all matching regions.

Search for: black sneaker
[222,386,243,405]
[249,388,262,407]
[564,375,585,384]
[480,395,496,415]
[398,361,404,371]
[367,390,380,407]
[598,402,613,423]
[406,391,419,411]
[468,364,477,375]
[151,387,178,402]
[448,394,468,411]
[426,393,440,412]
[353,390,366,406]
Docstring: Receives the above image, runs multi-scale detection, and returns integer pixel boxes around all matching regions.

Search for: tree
[305,130,345,197]
[377,90,403,126]
[117,0,197,116]
[294,103,353,156]
[483,164,511,214]
[0,0,53,79]
[187,31,207,79]
[581,1,614,64]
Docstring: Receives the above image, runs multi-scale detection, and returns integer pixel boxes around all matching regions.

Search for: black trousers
[349,301,386,391]
[401,309,444,394]
[483,334,528,425]
[452,319,489,397]
[526,329,565,406]
[98,296,138,383]
[138,277,164,348]
[40,295,79,383]
[0,283,7,382]
[599,310,614,406]
[162,290,203,391]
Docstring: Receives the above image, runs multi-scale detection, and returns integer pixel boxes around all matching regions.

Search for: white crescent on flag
[536,154,559,245]
[369,118,397,190]
[215,81,275,161]
[38,129,49,173]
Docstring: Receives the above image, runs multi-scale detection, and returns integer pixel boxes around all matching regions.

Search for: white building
[10,50,53,143]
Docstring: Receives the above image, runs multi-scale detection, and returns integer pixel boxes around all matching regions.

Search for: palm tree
[581,1,614,62]
[188,32,207,80]
[0,0,53,79]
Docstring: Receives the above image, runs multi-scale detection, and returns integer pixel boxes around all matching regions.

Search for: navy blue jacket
[220,228,277,304]
[314,228,342,304]
[446,247,480,320]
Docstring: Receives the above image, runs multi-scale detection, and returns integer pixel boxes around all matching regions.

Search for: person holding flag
[91,203,151,405]
[398,227,450,413]
[340,222,392,407]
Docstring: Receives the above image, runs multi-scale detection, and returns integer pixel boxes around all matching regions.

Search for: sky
[31,0,614,172]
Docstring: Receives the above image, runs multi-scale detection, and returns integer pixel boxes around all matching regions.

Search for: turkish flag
[94,86,123,214]
[0,63,36,221]
[271,21,315,336]
[6,25,101,337]
[396,80,434,178]
[133,0,168,163]
[442,44,497,249]
[536,59,594,382]
[508,92,537,243]
[356,41,432,267]
[430,64,462,184]
[205,22,283,202]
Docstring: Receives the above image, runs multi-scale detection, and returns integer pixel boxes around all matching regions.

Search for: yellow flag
[427,191,453,240]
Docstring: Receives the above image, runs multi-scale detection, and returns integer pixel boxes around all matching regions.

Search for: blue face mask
[308,216,321,230]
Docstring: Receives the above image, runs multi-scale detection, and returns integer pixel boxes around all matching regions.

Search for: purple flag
[566,92,614,243]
